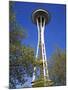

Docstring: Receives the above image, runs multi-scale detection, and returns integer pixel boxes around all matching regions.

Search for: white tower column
[32,16,49,82]
[31,9,52,87]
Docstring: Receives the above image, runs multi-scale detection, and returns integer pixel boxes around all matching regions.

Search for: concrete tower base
[32,77,53,87]
[32,60,53,87]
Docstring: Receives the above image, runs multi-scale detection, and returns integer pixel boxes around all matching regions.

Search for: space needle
[31,9,53,87]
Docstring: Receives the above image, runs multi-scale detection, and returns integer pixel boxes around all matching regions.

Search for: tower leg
[32,13,53,87]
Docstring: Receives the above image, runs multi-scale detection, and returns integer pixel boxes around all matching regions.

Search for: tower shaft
[32,16,49,82]
[32,9,54,87]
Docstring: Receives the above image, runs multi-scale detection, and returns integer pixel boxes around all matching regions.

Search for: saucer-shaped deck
[32,9,50,25]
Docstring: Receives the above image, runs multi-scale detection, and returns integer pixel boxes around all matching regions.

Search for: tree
[49,48,66,86]
[9,1,35,88]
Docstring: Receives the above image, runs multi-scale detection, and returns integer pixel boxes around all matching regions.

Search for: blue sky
[13,1,66,88]
[13,2,66,59]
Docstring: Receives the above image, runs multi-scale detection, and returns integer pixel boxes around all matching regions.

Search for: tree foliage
[9,1,35,88]
[49,48,66,86]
